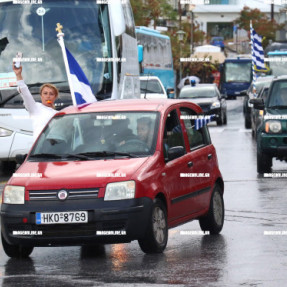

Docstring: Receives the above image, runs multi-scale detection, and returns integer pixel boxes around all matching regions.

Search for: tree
[130,0,177,29]
[235,6,284,48]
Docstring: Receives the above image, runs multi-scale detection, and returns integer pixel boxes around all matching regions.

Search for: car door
[179,107,214,213]
[160,108,198,222]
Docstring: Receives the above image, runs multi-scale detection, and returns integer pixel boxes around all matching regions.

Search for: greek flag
[251,26,268,72]
[195,115,215,130]
[65,48,96,105]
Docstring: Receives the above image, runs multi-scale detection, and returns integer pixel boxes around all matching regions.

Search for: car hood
[185,97,217,105]
[266,108,287,116]
[9,157,150,190]
[0,108,32,132]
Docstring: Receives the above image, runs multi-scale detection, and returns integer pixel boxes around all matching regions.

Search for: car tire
[257,151,272,174]
[245,117,251,129]
[199,185,224,235]
[1,233,34,258]
[217,112,223,126]
[223,113,227,125]
[138,198,168,254]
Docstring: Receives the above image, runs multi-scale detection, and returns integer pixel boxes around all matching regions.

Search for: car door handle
[208,154,212,160]
[187,161,193,168]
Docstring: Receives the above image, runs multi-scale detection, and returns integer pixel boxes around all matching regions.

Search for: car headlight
[211,102,220,109]
[265,121,282,133]
[0,127,13,137]
[3,185,25,204]
[104,181,135,201]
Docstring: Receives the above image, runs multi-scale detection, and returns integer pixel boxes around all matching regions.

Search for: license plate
[36,211,88,224]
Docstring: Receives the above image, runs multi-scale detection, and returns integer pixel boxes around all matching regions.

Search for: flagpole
[56,23,77,107]
[250,20,257,96]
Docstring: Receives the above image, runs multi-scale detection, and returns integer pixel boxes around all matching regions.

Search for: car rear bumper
[1,197,153,246]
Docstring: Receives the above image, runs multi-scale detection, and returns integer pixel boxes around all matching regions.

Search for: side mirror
[220,94,227,99]
[239,90,247,97]
[249,98,265,110]
[138,45,143,63]
[15,154,27,165]
[167,146,185,161]
[108,1,125,36]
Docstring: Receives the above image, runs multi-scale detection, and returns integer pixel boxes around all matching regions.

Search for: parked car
[242,76,274,129]
[179,84,227,125]
[1,99,224,258]
[251,76,287,173]
[251,86,269,139]
[210,37,225,51]
[140,76,167,99]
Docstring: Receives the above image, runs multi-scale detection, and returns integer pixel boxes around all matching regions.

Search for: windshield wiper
[63,153,91,160]
[29,153,63,159]
[78,151,139,158]
[0,81,67,107]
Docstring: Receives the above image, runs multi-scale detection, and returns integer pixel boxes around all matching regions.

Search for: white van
[140,76,168,99]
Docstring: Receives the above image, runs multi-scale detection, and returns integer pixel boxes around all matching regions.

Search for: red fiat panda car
[1,99,224,257]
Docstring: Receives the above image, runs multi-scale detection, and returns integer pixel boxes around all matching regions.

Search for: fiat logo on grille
[58,190,68,201]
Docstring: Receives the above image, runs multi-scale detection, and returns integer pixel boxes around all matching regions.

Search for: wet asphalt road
[0,98,287,287]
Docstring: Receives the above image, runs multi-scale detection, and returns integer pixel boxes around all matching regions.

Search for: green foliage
[235,6,284,48]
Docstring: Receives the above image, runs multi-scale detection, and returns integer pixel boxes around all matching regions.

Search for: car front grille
[28,188,99,201]
[198,103,211,112]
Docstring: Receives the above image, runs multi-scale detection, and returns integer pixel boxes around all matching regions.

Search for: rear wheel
[138,198,168,254]
[1,233,34,258]
[199,185,224,234]
[257,151,272,174]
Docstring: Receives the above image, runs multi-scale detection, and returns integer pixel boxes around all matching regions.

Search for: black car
[242,76,274,129]
[251,86,269,139]
[251,76,287,173]
[179,84,227,125]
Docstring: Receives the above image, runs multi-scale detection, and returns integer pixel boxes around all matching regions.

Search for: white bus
[0,0,140,169]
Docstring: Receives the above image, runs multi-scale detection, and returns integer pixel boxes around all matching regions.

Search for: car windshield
[29,111,159,161]
[268,55,287,77]
[179,87,216,99]
[140,80,164,94]
[0,0,113,106]
[267,81,287,108]
[225,62,252,83]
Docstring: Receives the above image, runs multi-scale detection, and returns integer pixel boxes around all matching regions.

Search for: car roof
[58,99,202,115]
[181,84,217,91]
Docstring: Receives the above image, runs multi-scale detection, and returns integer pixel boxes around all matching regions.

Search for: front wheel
[1,233,34,258]
[138,198,168,254]
[199,185,224,234]
[257,151,272,174]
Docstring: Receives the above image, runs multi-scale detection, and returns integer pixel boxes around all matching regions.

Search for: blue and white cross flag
[250,24,268,73]
[56,22,96,107]
[65,48,96,105]
[195,115,215,130]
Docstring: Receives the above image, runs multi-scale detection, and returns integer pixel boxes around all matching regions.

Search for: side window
[180,108,206,149]
[261,89,269,103]
[163,110,185,158]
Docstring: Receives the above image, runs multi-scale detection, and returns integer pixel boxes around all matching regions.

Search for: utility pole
[271,3,274,21]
